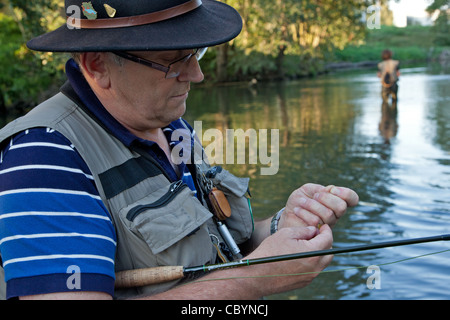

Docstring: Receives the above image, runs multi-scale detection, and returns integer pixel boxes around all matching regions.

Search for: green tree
[0,0,404,104]
[0,0,66,112]
[215,0,387,80]
[427,0,450,46]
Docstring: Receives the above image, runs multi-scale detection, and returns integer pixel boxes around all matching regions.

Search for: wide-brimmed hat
[27,0,242,52]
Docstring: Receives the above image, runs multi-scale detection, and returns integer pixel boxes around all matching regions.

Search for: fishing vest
[0,91,253,299]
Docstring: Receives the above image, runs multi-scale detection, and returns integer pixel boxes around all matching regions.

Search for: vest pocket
[126,181,187,222]
[209,168,254,244]
[120,181,213,256]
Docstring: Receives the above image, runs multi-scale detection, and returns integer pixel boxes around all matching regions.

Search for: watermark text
[366,265,381,289]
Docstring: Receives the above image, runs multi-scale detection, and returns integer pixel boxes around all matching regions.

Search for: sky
[389,0,435,27]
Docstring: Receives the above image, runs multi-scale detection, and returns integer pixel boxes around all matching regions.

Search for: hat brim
[27,0,242,52]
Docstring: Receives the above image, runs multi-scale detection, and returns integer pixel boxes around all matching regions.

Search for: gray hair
[70,52,124,67]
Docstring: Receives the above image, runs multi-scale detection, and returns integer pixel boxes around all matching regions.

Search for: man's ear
[78,52,111,89]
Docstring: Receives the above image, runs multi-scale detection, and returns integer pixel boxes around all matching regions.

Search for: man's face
[107,49,204,133]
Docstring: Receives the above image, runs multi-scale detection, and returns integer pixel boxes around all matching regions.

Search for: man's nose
[178,57,204,83]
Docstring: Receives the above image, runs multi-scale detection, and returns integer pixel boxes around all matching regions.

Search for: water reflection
[185,65,450,299]
[1,65,449,299]
[378,100,398,144]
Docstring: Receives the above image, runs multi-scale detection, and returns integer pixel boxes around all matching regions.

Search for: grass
[333,25,447,63]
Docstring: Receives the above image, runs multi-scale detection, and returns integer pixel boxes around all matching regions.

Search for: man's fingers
[312,192,347,220]
[277,225,319,241]
[329,186,359,207]
[292,203,329,226]
[299,184,359,208]
[314,224,334,250]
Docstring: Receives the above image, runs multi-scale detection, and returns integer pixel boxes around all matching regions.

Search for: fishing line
[184,248,450,284]
[115,234,450,288]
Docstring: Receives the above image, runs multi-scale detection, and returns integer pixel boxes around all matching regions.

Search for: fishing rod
[115,233,450,288]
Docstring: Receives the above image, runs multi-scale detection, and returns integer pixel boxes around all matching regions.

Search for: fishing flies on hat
[27,0,242,52]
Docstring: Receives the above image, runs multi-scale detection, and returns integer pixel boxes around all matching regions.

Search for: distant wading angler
[0,0,358,300]
[377,49,400,105]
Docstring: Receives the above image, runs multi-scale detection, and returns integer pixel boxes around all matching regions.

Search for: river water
[184,65,450,300]
[1,65,448,300]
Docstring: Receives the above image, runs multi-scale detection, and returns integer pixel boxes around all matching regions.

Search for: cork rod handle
[115,266,185,288]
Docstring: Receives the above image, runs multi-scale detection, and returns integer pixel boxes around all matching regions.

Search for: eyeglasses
[112,48,207,79]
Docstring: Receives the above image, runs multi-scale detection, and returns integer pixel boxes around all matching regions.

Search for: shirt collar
[63,59,195,183]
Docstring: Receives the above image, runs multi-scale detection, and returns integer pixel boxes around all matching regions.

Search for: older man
[0,0,358,300]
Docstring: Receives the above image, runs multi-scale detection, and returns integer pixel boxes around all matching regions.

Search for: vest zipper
[126,181,188,221]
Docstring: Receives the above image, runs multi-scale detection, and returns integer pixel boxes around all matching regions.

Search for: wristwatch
[270,207,285,235]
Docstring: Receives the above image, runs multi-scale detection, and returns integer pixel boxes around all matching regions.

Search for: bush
[331,25,437,64]
[0,12,66,112]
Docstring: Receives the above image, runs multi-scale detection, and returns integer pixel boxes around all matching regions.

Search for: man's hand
[242,224,334,296]
[281,183,359,229]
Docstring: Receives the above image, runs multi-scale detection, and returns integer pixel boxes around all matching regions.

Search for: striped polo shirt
[0,59,198,299]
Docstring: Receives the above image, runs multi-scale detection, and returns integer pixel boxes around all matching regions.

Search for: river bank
[328,25,449,70]
[1,24,448,121]
[184,66,450,300]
